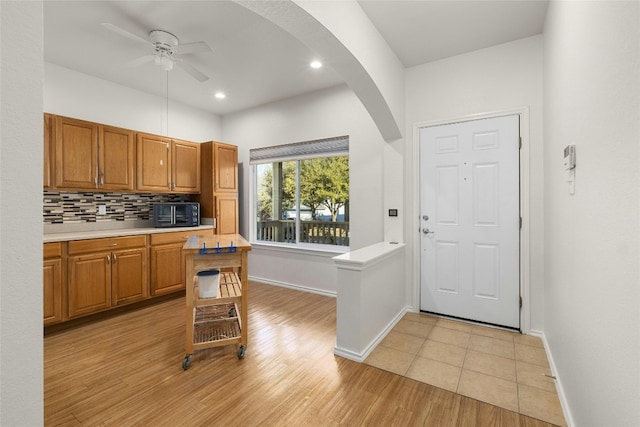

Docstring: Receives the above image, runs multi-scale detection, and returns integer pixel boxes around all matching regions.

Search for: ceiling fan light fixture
[155,53,174,71]
[214,92,226,99]
[310,60,322,69]
[103,24,211,82]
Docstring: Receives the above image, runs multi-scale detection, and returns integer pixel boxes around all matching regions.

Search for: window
[251,136,349,248]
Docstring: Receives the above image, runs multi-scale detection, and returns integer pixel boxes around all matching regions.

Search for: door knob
[422,228,434,235]
[422,215,429,221]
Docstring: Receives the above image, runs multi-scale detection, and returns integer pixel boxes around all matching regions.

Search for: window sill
[250,240,349,257]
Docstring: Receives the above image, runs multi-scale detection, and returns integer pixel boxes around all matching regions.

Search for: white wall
[334,243,407,361]
[543,2,639,426]
[404,35,545,331]
[45,63,222,142]
[0,2,44,425]
[222,84,386,295]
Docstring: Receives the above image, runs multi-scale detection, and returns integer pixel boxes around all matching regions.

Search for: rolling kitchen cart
[181,234,251,370]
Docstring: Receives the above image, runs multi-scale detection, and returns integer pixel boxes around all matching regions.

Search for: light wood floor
[45,282,558,426]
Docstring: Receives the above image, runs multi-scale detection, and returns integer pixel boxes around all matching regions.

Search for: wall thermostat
[388,209,398,217]
[563,145,576,170]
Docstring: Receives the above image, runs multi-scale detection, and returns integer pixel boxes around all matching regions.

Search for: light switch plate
[98,205,107,215]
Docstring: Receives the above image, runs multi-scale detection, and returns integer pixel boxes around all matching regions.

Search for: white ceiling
[43,1,549,117]
[358,0,549,67]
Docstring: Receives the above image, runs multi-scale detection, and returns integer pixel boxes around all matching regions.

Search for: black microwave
[152,202,200,228]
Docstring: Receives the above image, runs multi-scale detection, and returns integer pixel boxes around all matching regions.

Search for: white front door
[420,115,520,329]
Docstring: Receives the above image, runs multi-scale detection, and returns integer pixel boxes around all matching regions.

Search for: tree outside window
[255,156,349,247]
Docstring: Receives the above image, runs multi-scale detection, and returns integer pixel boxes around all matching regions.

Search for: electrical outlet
[98,205,107,215]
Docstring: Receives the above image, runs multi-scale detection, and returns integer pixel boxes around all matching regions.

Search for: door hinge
[519,217,522,229]
[519,137,522,149]
[519,296,523,309]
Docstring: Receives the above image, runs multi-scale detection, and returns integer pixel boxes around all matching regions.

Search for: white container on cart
[197,269,220,298]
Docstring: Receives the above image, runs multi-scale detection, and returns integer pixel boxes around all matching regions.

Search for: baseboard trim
[333,346,364,362]
[334,306,408,362]
[528,329,575,427]
[248,275,336,298]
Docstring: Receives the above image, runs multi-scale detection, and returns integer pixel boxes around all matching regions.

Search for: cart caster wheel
[182,355,193,370]
[228,308,237,317]
[237,346,246,359]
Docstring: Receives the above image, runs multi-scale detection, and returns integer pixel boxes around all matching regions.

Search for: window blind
[249,135,349,165]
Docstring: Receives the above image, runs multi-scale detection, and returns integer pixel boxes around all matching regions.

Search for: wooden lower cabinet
[68,252,111,318]
[45,230,214,325]
[150,230,210,296]
[43,243,64,325]
[215,195,239,235]
[67,236,148,319]
[111,247,148,305]
[150,243,184,295]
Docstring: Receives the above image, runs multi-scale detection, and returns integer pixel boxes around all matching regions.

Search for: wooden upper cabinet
[53,115,134,191]
[137,133,172,192]
[99,126,135,191]
[55,116,99,189]
[137,134,200,193]
[44,113,53,188]
[48,114,201,194]
[214,142,238,193]
[172,139,201,193]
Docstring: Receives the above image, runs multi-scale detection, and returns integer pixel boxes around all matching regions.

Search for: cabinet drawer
[44,242,62,258]
[150,230,211,246]
[68,235,147,255]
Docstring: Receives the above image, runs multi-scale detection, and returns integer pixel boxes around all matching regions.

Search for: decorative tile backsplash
[43,191,190,224]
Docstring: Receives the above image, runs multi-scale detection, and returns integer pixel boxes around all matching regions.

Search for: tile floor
[364,312,567,426]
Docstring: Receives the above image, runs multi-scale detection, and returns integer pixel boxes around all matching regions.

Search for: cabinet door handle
[107,254,111,264]
[107,243,118,247]
[113,253,117,263]
[99,174,104,186]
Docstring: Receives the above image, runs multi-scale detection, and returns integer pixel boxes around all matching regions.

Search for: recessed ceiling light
[214,92,226,99]
[310,60,322,69]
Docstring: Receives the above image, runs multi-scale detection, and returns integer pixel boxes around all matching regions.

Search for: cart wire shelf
[193,303,241,344]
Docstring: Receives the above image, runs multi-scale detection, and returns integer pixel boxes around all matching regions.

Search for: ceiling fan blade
[176,41,212,55]
[102,23,151,46]
[175,60,209,82]
[123,55,156,68]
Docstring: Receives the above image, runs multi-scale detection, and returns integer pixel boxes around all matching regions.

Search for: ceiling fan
[102,23,212,82]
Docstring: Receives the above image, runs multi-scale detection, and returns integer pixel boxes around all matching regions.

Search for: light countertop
[43,224,214,243]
